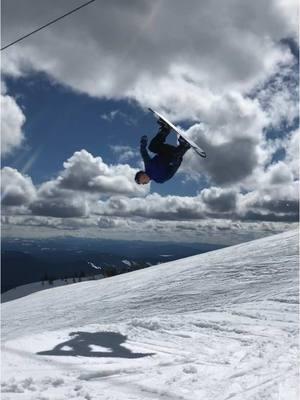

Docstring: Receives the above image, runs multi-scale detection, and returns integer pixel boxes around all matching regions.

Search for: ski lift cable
[1,0,97,51]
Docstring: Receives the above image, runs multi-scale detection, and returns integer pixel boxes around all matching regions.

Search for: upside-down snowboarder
[135,120,191,185]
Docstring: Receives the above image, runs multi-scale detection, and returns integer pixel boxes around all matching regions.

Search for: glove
[140,135,148,147]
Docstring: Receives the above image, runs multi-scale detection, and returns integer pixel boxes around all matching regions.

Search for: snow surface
[1,275,105,303]
[122,260,132,267]
[1,229,299,400]
[88,262,103,270]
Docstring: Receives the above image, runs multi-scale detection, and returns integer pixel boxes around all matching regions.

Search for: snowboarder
[135,120,191,184]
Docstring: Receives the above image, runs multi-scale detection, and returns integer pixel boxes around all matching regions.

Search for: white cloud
[101,110,137,126]
[94,193,206,220]
[29,180,90,218]
[238,173,298,222]
[2,158,297,224]
[1,89,26,156]
[255,61,299,129]
[2,1,297,106]
[97,216,124,229]
[93,183,298,223]
[100,110,120,122]
[1,149,149,219]
[58,149,148,196]
[110,145,139,163]
[200,187,238,212]
[1,81,7,94]
[264,161,294,185]
[181,127,262,186]
[285,128,299,179]
[1,167,36,206]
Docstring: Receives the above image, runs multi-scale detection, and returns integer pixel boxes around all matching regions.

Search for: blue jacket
[140,146,181,183]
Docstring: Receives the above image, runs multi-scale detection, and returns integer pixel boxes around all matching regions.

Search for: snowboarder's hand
[140,135,148,147]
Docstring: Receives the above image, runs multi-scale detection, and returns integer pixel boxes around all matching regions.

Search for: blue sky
[1,0,299,244]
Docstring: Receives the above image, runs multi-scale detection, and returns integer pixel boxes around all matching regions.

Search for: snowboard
[148,108,207,158]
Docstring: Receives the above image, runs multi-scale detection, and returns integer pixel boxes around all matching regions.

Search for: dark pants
[148,130,189,161]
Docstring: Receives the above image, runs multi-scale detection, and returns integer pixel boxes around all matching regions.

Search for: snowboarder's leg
[158,143,179,158]
[148,125,171,154]
[173,141,191,159]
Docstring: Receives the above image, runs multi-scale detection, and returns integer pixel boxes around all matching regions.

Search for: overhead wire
[1,0,96,51]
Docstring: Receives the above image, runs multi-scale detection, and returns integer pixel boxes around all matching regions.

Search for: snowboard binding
[157,118,171,133]
[178,135,191,149]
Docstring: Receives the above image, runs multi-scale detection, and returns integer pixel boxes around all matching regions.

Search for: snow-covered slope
[1,230,299,400]
[1,274,105,303]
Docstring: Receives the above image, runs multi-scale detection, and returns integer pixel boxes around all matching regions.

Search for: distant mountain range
[1,237,225,293]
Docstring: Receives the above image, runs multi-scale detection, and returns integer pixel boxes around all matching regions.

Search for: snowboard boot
[157,118,171,135]
[178,135,191,149]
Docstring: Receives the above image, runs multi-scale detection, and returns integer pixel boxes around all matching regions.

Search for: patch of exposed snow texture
[1,230,299,400]
[87,261,102,270]
[1,275,104,303]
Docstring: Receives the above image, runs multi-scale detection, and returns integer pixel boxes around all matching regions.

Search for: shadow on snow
[37,331,154,359]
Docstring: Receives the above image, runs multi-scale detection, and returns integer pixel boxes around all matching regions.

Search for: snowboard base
[148,108,206,158]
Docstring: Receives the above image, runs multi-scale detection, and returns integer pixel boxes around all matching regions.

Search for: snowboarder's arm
[141,146,151,164]
[140,135,151,165]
